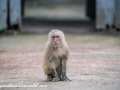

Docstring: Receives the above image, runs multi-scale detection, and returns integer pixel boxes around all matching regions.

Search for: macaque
[43,29,70,82]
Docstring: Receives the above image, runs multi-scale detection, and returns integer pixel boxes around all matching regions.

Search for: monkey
[43,29,71,82]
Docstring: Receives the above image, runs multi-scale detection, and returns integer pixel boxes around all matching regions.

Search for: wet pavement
[0,33,120,90]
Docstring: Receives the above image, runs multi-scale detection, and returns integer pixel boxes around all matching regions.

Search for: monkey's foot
[53,77,60,82]
[46,76,53,82]
[61,76,71,81]
[62,73,71,81]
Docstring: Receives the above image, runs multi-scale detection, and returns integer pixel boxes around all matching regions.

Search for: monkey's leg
[56,66,62,80]
[51,63,60,82]
[52,69,60,82]
[61,60,71,81]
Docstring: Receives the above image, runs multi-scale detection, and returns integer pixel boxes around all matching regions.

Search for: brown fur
[43,29,70,81]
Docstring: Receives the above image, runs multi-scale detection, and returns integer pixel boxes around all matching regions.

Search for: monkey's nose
[54,39,57,42]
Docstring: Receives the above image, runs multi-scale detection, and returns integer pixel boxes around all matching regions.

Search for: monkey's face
[51,33,61,48]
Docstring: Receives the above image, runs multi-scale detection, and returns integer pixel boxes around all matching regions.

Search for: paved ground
[0,33,120,90]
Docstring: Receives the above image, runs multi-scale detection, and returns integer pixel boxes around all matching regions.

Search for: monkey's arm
[61,59,71,81]
[61,48,71,81]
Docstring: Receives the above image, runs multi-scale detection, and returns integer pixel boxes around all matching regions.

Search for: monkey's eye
[52,36,55,38]
[56,36,59,38]
[52,36,59,38]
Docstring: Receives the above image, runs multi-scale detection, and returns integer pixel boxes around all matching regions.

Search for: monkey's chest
[52,49,64,67]
[52,48,65,59]
[53,52,63,58]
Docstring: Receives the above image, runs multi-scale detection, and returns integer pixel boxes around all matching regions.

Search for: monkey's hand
[61,72,71,81]
[53,76,60,82]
